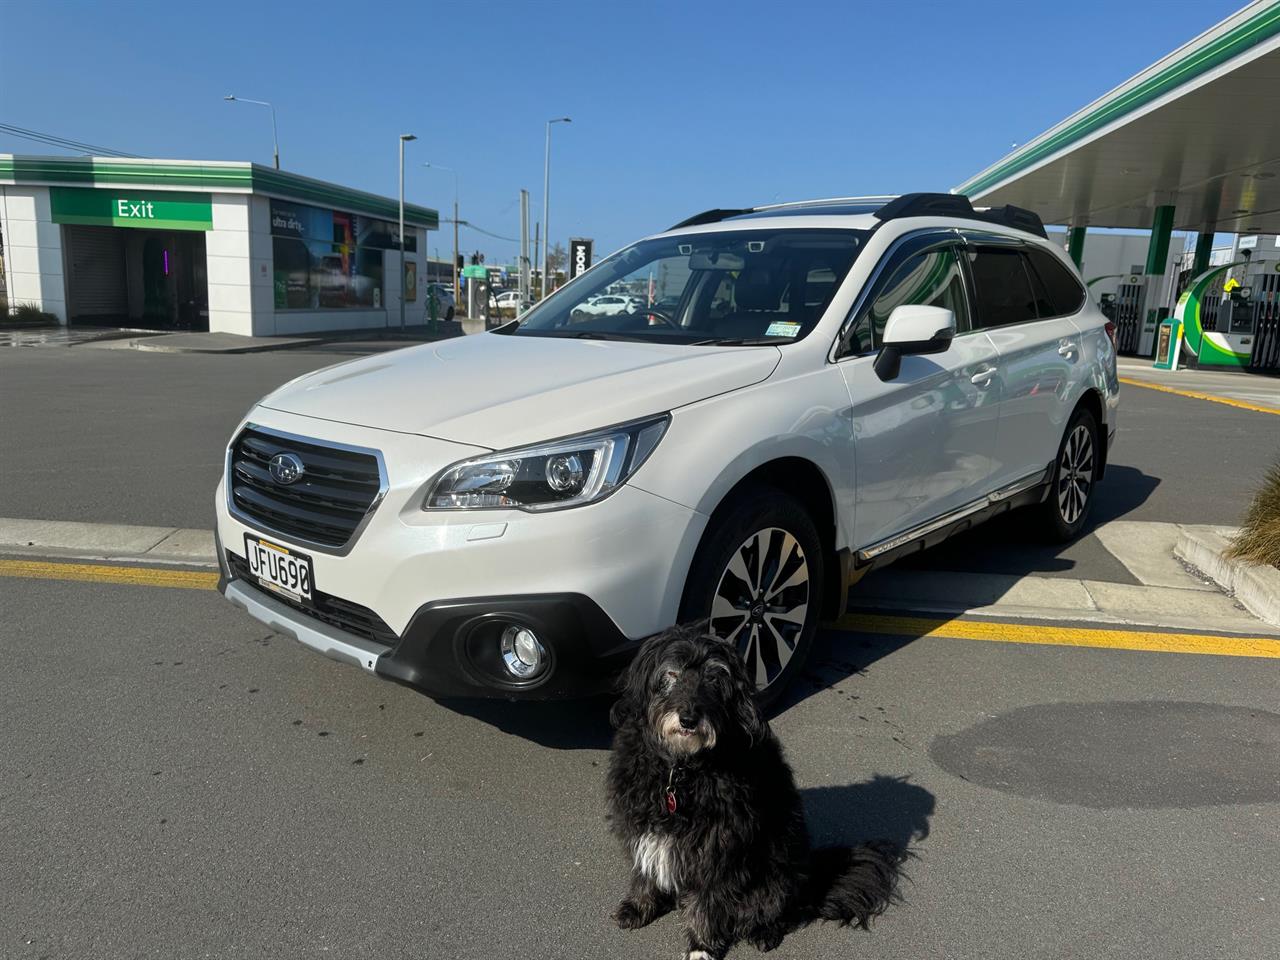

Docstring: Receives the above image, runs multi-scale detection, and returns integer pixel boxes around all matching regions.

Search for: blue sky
[0,0,1243,264]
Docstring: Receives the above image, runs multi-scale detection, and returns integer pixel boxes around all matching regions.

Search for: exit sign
[50,187,213,231]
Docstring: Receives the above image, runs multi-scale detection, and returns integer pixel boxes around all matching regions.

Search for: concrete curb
[0,518,216,567]
[1175,524,1280,626]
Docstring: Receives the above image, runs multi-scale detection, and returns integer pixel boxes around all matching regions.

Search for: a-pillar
[1067,226,1086,268]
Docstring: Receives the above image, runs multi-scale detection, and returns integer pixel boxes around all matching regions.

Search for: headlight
[423,415,670,511]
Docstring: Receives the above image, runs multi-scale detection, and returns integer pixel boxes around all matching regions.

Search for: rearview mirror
[688,250,745,272]
[873,304,956,381]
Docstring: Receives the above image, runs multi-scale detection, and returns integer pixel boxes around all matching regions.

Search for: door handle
[970,365,996,387]
[1058,340,1078,359]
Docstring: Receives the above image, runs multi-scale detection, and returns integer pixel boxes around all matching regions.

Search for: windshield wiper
[689,335,795,346]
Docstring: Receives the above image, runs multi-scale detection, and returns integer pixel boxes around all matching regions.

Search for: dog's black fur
[606,625,904,958]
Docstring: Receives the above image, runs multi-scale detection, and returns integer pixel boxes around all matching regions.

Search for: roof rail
[669,208,754,230]
[875,192,1046,238]
[752,195,898,211]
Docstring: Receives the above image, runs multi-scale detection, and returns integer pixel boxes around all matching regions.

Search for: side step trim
[856,467,1050,563]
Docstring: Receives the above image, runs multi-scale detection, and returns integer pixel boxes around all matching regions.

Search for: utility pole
[542,117,571,299]
[533,222,541,299]
[519,189,530,301]
[398,133,417,330]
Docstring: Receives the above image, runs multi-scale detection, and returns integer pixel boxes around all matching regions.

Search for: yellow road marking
[0,558,219,591]
[831,612,1280,660]
[1119,376,1280,415]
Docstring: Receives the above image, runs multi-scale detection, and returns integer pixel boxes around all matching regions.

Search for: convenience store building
[0,155,439,335]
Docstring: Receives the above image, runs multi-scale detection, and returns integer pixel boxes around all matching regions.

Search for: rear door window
[1024,247,1086,317]
[968,247,1039,328]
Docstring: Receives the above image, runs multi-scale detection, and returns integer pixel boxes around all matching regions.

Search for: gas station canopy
[955,1,1280,235]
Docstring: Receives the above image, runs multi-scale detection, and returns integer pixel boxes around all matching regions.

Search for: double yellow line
[5,557,1279,661]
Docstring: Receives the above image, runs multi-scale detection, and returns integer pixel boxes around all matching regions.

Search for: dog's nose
[678,712,698,730]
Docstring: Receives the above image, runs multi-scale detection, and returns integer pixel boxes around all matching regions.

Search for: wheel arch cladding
[1073,388,1107,478]
[701,457,843,618]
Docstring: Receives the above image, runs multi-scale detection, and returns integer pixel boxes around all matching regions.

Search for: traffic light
[456,254,465,270]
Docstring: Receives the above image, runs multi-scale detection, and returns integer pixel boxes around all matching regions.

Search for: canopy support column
[1067,226,1087,267]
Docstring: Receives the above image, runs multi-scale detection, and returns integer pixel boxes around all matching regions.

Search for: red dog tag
[665,790,677,814]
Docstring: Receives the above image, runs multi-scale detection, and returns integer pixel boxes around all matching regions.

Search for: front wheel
[1037,406,1100,541]
[679,486,823,709]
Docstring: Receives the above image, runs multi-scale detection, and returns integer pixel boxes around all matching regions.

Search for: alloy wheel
[709,527,809,690]
[1057,423,1094,525]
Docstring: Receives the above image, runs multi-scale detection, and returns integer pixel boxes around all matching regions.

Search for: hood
[259,333,780,449]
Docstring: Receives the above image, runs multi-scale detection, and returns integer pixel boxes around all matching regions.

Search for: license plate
[243,535,313,602]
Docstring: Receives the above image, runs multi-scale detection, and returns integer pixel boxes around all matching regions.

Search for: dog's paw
[612,898,649,930]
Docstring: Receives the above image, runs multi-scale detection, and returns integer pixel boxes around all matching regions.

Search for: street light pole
[424,162,460,306]
[223,95,279,169]
[399,134,417,331]
[542,117,571,300]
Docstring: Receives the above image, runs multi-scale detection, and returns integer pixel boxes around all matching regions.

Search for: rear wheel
[679,486,823,708]
[1037,406,1100,541]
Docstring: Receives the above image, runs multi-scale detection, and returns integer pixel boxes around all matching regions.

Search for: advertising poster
[404,261,417,303]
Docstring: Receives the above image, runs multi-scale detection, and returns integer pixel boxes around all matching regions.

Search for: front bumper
[219,574,631,698]
[215,408,706,699]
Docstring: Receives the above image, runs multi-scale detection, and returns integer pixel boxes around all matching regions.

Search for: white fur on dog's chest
[632,832,677,892]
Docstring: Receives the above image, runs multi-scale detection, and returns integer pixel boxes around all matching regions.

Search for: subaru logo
[269,452,306,485]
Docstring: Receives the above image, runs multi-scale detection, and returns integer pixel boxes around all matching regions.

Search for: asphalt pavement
[2,576,1277,960]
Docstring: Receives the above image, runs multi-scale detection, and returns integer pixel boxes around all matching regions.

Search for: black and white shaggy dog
[606,625,903,958]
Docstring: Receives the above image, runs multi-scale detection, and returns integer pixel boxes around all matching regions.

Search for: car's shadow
[890,464,1160,577]
[437,695,616,750]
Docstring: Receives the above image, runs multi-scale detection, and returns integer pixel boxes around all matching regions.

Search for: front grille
[229,427,383,550]
[228,553,398,647]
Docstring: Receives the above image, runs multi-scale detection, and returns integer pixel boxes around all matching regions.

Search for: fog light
[500,625,546,679]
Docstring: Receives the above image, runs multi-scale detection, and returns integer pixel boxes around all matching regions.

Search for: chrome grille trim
[224,422,389,556]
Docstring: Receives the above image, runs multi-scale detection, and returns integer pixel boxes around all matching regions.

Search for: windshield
[510,228,867,344]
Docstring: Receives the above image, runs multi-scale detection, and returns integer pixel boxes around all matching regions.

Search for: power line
[444,218,518,243]
[0,122,140,158]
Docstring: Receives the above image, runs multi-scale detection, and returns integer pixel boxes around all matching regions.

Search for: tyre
[446,306,454,321]
[679,485,823,709]
[1038,406,1100,542]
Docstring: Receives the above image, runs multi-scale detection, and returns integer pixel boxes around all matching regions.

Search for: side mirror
[873,304,956,381]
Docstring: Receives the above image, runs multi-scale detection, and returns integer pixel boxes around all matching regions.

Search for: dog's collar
[663,764,685,815]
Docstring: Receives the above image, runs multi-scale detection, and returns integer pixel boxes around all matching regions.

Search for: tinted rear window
[968,247,1038,328]
[1025,247,1086,317]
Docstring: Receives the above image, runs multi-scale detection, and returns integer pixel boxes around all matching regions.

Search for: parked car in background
[491,289,530,316]
[215,193,1118,707]
[569,294,644,320]
[426,283,455,321]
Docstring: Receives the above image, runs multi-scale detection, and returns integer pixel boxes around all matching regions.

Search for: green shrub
[1226,461,1280,569]
[3,302,59,326]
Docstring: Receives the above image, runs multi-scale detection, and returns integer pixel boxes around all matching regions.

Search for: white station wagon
[215,193,1119,705]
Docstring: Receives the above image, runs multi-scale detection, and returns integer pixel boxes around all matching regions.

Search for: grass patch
[3,302,60,326]
[1226,461,1280,569]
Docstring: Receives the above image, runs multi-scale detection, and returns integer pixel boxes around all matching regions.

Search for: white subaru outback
[215,193,1119,705]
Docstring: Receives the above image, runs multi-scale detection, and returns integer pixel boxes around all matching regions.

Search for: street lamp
[424,161,460,306]
[542,117,571,299]
[223,95,279,169]
[399,134,417,331]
